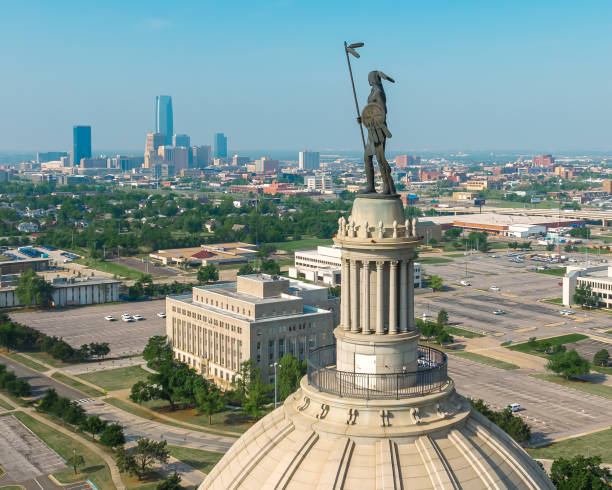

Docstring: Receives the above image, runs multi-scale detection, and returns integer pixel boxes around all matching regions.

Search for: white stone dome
[200,376,553,490]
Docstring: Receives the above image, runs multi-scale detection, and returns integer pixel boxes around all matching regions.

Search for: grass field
[536,267,567,277]
[533,374,612,400]
[271,238,333,253]
[13,411,114,490]
[1,352,48,372]
[167,445,223,473]
[51,372,105,397]
[542,297,563,305]
[506,334,588,357]
[0,397,13,410]
[451,351,519,370]
[75,257,144,281]
[25,351,71,369]
[78,365,149,392]
[418,257,453,264]
[446,326,485,338]
[527,427,612,463]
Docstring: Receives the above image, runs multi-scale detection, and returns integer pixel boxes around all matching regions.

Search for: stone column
[400,260,408,333]
[408,259,415,330]
[361,260,371,334]
[342,258,350,330]
[376,261,385,334]
[389,261,398,334]
[350,259,360,332]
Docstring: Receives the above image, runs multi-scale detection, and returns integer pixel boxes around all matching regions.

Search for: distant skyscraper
[214,132,227,158]
[144,132,165,168]
[395,155,421,168]
[299,150,320,170]
[173,134,190,148]
[533,154,554,167]
[158,146,188,173]
[155,96,173,145]
[192,145,211,168]
[37,151,68,164]
[73,126,92,166]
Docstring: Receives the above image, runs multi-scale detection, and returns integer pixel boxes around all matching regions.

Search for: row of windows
[171,304,244,334]
[194,294,252,317]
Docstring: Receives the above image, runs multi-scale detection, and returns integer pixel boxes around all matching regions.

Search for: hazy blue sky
[1,0,611,153]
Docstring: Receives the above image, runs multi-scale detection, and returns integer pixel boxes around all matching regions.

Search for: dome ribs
[415,435,461,490]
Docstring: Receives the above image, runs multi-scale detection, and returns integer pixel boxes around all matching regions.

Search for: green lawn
[75,257,144,281]
[417,257,453,264]
[0,397,13,410]
[12,411,114,490]
[78,366,149,392]
[451,351,519,370]
[2,352,48,372]
[51,372,105,397]
[0,486,24,490]
[445,326,485,338]
[271,238,333,253]
[167,445,223,473]
[25,351,71,369]
[527,427,612,463]
[506,334,588,357]
[536,267,566,277]
[542,297,563,305]
[532,374,612,400]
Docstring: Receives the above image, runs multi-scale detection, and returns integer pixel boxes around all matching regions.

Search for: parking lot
[0,415,66,485]
[11,300,167,357]
[416,253,612,343]
[450,355,612,444]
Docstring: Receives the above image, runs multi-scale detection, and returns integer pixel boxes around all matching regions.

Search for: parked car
[104,315,116,321]
[493,309,506,315]
[460,280,471,286]
[509,403,521,412]
[133,314,144,321]
[121,314,134,322]
[157,312,166,318]
[490,254,500,258]
[560,309,575,316]
[490,285,501,291]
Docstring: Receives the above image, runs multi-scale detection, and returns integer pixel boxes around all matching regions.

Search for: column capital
[376,260,385,269]
[390,260,399,268]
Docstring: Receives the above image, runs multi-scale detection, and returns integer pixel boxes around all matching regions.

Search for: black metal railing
[307,344,449,400]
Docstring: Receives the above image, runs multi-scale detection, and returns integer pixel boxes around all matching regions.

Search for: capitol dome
[200,196,554,490]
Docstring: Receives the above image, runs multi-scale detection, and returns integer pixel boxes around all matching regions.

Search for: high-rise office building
[214,132,228,158]
[255,157,279,173]
[173,134,190,148]
[298,150,320,170]
[192,145,212,168]
[158,146,188,173]
[144,132,165,168]
[395,155,421,168]
[155,96,173,145]
[73,126,92,166]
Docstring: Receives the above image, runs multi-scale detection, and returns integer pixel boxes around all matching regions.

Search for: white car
[560,310,575,316]
[493,309,506,315]
[491,254,500,258]
[121,314,133,322]
[104,315,116,321]
[157,312,166,318]
[509,403,521,412]
[460,280,471,286]
[133,314,144,321]
[490,285,501,291]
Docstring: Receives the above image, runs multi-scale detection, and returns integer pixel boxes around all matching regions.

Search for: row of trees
[128,277,192,301]
[0,314,111,363]
[0,363,31,397]
[415,312,454,345]
[507,241,532,250]
[469,398,531,443]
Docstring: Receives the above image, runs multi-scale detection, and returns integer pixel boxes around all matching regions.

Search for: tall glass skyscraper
[214,132,227,158]
[155,95,173,146]
[73,126,92,166]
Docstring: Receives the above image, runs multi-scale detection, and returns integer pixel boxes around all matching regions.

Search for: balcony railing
[307,344,449,400]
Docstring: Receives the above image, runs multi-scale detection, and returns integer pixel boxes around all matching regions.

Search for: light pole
[272,362,282,409]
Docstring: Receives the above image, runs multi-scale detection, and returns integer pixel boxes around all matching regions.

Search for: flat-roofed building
[563,265,612,308]
[166,274,336,387]
[150,242,258,267]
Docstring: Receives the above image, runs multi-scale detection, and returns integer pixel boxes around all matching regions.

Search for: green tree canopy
[550,455,611,489]
[593,349,610,367]
[546,349,590,380]
[15,269,54,307]
[197,264,219,284]
[277,354,306,401]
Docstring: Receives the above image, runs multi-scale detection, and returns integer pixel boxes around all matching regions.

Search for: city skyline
[1,1,612,152]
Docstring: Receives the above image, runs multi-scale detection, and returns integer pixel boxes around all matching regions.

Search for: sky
[1,0,612,154]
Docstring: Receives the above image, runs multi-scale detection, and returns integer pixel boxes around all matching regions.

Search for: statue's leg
[376,147,392,194]
[364,155,375,193]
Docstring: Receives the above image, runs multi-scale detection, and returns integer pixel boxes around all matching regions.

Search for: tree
[15,269,54,307]
[444,227,462,239]
[257,244,277,258]
[550,455,611,489]
[237,263,255,276]
[39,388,59,412]
[157,472,182,490]
[115,446,137,475]
[231,360,270,419]
[469,399,531,443]
[197,264,219,284]
[260,259,280,275]
[80,415,107,440]
[546,349,590,380]
[277,354,306,401]
[437,309,449,326]
[66,452,85,475]
[64,402,87,426]
[593,349,610,367]
[428,275,443,291]
[129,438,170,480]
[195,382,226,424]
[100,423,125,450]
[573,283,599,309]
[142,335,173,369]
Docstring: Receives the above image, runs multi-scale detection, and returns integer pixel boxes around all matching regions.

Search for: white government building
[289,244,422,288]
[563,264,612,308]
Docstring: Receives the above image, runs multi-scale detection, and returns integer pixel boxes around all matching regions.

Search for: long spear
[344,41,366,151]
